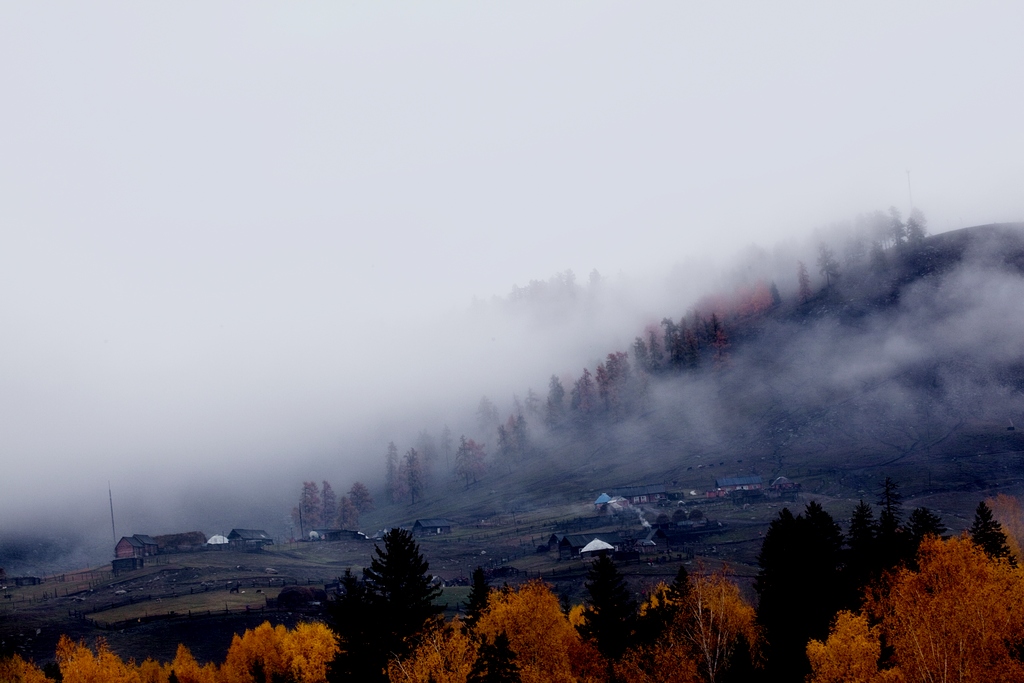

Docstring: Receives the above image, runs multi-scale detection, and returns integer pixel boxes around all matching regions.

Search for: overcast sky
[1,3,1022,528]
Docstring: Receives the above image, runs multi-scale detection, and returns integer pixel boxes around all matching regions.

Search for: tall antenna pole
[906,169,914,212]
[109,482,116,542]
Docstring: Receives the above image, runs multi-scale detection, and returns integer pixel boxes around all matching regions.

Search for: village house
[114,534,159,559]
[549,532,624,559]
[111,557,144,574]
[228,528,274,549]
[309,528,365,542]
[412,519,452,536]
[706,475,764,499]
[153,531,207,553]
[611,485,668,505]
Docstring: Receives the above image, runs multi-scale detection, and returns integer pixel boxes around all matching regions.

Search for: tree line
[4,490,1022,682]
[290,480,374,537]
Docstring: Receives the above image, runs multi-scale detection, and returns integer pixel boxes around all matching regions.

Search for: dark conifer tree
[635,563,689,647]
[876,477,911,569]
[844,499,878,605]
[327,529,442,682]
[468,632,521,683]
[970,501,1014,564]
[667,562,690,604]
[756,502,844,683]
[661,318,681,370]
[579,554,636,660]
[465,566,491,628]
[908,507,946,544]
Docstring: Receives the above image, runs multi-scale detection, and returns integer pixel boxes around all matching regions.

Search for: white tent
[206,534,229,545]
[580,538,614,555]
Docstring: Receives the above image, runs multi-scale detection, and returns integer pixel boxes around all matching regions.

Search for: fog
[2,3,1023,572]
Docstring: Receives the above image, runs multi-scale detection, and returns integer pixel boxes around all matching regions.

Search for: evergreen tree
[402,448,424,504]
[844,499,878,605]
[817,243,840,287]
[797,261,812,303]
[906,208,928,244]
[756,502,844,683]
[970,501,1014,563]
[465,566,491,627]
[908,506,946,545]
[578,554,636,660]
[544,375,566,428]
[876,477,911,568]
[667,562,691,604]
[635,563,689,647]
[468,632,520,683]
[327,529,442,682]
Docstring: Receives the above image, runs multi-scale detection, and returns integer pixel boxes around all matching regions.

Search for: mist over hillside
[376,223,1024,521]
[4,222,1024,575]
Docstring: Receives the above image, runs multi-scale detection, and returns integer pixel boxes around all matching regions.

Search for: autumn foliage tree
[348,481,374,513]
[809,535,1024,683]
[335,495,359,529]
[454,437,486,488]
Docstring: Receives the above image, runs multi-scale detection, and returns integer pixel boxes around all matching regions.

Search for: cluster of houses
[112,529,274,572]
[705,475,800,501]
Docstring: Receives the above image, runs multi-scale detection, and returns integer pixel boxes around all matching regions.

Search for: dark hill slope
[456,224,1024,516]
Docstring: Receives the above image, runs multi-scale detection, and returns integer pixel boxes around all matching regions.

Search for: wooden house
[611,485,668,505]
[310,528,362,542]
[111,557,144,574]
[228,529,274,548]
[554,532,623,559]
[707,475,764,499]
[154,531,207,553]
[115,536,144,559]
[115,534,159,559]
[134,534,159,556]
[412,519,452,536]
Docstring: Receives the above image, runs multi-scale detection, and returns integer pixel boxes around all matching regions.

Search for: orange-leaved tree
[683,569,759,683]
[805,611,898,683]
[221,620,339,683]
[474,580,604,683]
[161,644,217,683]
[614,581,699,683]
[55,635,141,683]
[386,619,477,683]
[810,535,1024,683]
[0,654,51,683]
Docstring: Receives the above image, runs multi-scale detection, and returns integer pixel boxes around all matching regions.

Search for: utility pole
[108,482,116,542]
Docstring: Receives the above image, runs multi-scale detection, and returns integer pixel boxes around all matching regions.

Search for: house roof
[229,529,272,541]
[612,485,667,498]
[558,532,623,548]
[581,539,614,553]
[133,534,158,546]
[715,476,763,488]
[413,519,452,527]
[118,536,144,548]
[594,493,612,504]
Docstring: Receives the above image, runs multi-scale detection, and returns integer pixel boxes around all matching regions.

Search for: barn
[611,485,668,505]
[412,519,452,535]
[228,529,274,548]
[114,534,159,559]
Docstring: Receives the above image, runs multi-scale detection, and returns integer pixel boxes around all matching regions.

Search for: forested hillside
[341,220,1024,526]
